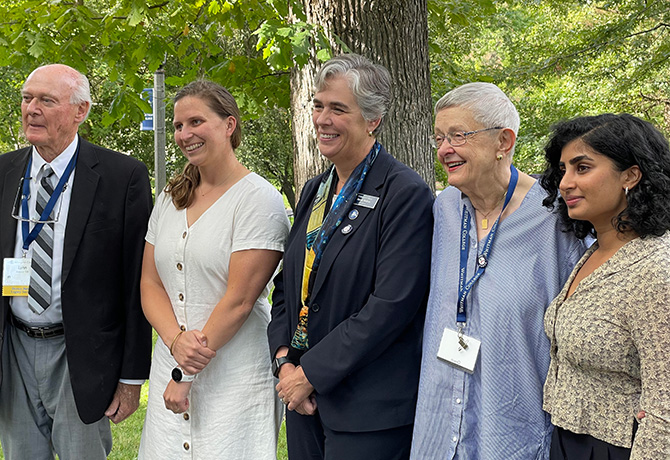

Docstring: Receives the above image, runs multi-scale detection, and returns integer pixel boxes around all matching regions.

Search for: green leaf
[102,112,116,127]
[128,2,146,27]
[276,27,292,37]
[209,0,221,15]
[221,1,234,14]
[26,36,45,58]
[316,48,331,61]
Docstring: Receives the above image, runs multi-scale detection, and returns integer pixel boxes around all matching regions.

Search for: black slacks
[550,424,637,460]
[285,409,413,460]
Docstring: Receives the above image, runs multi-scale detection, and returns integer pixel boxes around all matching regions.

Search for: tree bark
[291,0,434,200]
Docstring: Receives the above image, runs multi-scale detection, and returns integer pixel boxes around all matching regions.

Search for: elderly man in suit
[0,64,152,459]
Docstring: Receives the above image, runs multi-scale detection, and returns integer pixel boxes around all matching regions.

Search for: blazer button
[311,303,320,312]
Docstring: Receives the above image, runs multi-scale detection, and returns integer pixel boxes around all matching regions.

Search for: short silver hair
[25,64,92,122]
[435,82,520,137]
[314,53,391,134]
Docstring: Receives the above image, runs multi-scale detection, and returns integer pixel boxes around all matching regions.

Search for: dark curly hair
[541,113,670,239]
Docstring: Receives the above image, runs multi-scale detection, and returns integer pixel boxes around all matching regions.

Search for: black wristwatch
[272,356,293,378]
[171,367,196,383]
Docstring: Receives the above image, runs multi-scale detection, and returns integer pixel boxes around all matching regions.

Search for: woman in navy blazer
[268,53,433,460]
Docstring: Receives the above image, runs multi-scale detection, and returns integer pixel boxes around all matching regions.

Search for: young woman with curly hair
[541,113,670,460]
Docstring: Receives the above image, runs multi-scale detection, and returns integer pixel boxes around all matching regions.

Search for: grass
[0,381,289,459]
[108,383,148,460]
[108,384,289,459]
[0,330,290,460]
[2,296,292,459]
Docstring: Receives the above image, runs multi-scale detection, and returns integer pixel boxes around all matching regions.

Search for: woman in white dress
[138,80,290,459]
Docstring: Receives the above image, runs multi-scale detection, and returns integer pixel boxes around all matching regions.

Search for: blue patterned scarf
[290,142,381,350]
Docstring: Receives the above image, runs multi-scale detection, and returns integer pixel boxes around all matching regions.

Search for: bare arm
[141,242,179,345]
[201,248,283,350]
[140,242,214,374]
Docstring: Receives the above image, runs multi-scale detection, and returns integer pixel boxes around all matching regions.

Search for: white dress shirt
[11,137,77,326]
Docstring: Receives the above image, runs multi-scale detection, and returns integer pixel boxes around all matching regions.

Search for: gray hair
[314,53,391,134]
[25,64,92,122]
[435,82,520,138]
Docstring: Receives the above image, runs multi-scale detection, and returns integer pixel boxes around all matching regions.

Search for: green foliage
[0,0,334,190]
[0,68,25,152]
[0,0,330,145]
[3,0,669,184]
[237,107,296,210]
[428,0,670,175]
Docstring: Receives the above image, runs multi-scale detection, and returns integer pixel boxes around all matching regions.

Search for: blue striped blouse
[411,181,588,460]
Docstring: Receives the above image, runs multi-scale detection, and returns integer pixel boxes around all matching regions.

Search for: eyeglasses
[430,127,504,149]
[11,176,63,225]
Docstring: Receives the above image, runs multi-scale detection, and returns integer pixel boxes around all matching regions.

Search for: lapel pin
[341,224,353,235]
[348,209,359,220]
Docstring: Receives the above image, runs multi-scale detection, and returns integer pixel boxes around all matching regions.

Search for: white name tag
[2,258,31,296]
[437,328,481,373]
[354,193,379,209]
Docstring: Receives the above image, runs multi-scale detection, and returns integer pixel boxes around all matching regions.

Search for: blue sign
[141,88,153,131]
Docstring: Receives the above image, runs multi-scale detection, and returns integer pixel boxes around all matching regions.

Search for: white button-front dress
[139,173,290,459]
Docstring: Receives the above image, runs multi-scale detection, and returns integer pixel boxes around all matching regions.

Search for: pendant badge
[437,327,481,374]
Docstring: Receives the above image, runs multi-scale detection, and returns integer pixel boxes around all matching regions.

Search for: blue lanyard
[457,165,519,324]
[21,146,79,252]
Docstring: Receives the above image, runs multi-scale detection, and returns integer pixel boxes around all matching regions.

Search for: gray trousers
[0,324,112,460]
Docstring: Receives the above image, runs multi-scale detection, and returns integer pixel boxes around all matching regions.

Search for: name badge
[354,193,379,209]
[2,258,31,296]
[437,328,481,373]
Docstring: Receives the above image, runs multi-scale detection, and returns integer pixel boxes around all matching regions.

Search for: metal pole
[153,68,166,194]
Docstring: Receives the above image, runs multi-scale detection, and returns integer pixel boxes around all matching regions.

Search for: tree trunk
[291,0,434,200]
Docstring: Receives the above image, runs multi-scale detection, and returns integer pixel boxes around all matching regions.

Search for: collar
[574,232,670,289]
[31,136,79,179]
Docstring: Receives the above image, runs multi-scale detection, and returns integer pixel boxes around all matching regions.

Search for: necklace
[478,191,507,230]
[199,167,237,197]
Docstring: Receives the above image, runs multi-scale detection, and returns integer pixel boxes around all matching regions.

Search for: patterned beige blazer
[544,232,670,459]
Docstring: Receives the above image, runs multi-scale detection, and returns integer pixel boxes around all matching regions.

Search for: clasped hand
[163,329,215,414]
[164,379,192,414]
[276,365,317,415]
[171,329,216,375]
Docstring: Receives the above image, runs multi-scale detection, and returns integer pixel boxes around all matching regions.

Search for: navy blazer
[0,138,153,424]
[268,146,433,432]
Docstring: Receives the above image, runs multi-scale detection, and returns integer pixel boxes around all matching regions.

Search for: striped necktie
[28,165,57,314]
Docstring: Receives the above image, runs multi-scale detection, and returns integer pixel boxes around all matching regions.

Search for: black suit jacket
[0,137,153,424]
[268,146,433,432]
